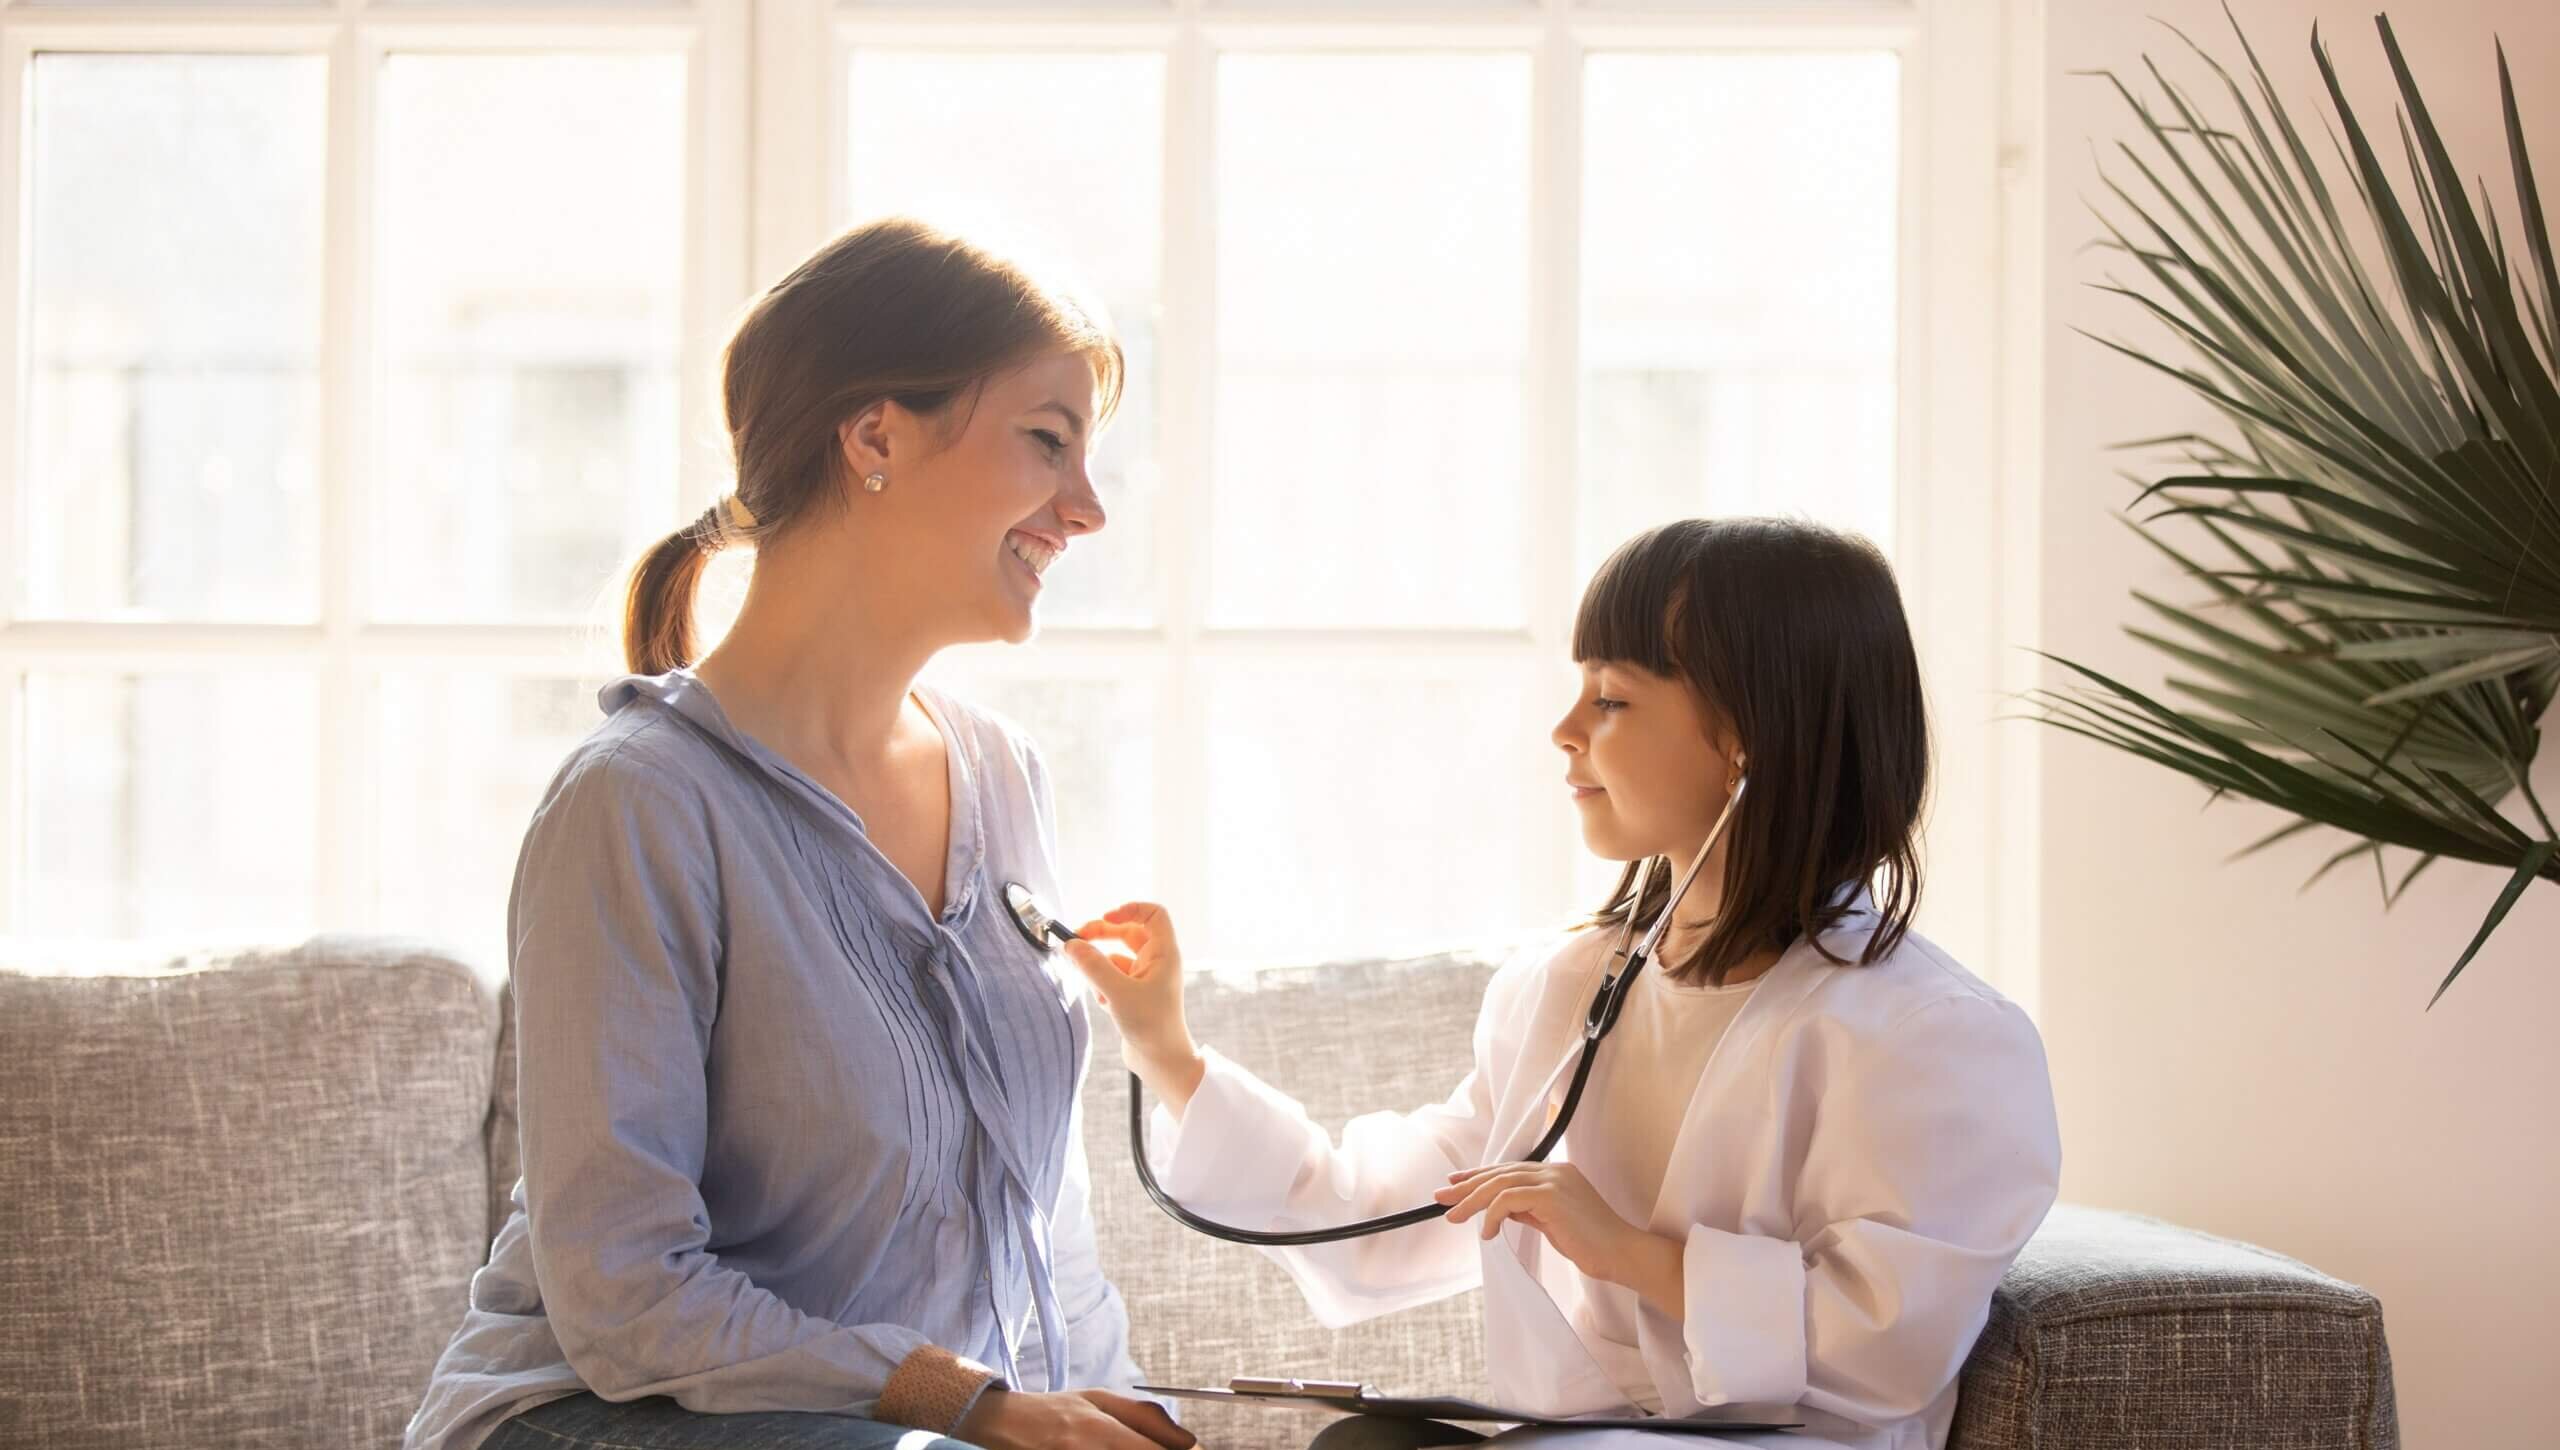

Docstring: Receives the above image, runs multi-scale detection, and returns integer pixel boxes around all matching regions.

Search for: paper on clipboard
[1131,1380,1803,1436]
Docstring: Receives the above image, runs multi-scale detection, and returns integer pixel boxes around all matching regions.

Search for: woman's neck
[695,531,940,768]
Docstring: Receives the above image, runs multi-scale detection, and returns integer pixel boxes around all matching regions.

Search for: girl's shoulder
[1767,913,2043,1064]
[1481,924,1619,1027]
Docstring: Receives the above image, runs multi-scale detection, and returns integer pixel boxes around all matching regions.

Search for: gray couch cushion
[1082,952,1503,1450]
[1952,1205,2398,1449]
[0,938,500,1450]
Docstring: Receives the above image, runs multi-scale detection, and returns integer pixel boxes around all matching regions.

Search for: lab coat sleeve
[1143,983,1520,1327]
[509,759,949,1418]
[1676,995,2061,1422]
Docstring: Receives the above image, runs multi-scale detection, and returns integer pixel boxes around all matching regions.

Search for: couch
[0,940,2399,1449]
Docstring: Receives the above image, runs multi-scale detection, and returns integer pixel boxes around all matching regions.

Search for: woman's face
[845,349,1107,644]
[1552,659,1738,863]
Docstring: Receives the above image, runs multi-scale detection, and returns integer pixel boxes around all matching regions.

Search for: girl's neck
[1652,845,1782,985]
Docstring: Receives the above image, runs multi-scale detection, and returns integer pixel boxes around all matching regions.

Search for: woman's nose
[1057,464,1107,537]
[1551,711,1584,753]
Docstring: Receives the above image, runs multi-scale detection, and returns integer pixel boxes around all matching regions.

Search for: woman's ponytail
[622,503,730,674]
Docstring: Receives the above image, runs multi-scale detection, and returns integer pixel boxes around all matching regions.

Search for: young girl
[1063,518,2062,1450]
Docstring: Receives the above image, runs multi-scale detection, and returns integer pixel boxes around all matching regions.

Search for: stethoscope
[1001,776,1749,1247]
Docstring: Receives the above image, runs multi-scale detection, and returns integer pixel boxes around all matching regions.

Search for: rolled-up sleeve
[508,755,974,1421]
[1672,995,2061,1421]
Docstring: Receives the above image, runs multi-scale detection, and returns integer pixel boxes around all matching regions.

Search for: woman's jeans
[480,1393,984,1449]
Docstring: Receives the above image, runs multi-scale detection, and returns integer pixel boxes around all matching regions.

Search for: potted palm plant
[2034,9,2559,1004]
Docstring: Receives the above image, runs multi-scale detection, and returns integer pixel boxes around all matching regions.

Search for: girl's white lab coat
[1147,902,2061,1449]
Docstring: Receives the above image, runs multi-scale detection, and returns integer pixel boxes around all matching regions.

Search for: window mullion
[0,31,27,937]
[1156,13,1214,919]
[317,17,373,934]
[750,0,835,288]
[1525,6,1582,930]
[683,0,754,529]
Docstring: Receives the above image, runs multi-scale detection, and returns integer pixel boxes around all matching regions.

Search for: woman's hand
[1434,1161,1686,1315]
[1061,903,1206,1115]
[952,1387,1196,1450]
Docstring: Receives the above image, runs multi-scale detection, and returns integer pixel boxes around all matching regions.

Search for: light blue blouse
[404,670,1145,1450]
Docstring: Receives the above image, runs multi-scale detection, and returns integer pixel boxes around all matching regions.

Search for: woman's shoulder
[531,683,732,833]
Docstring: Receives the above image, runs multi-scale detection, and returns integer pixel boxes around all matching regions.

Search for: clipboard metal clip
[1227,1377,1371,1401]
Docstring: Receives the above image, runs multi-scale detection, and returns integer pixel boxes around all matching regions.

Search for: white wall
[2037,2,2559,1444]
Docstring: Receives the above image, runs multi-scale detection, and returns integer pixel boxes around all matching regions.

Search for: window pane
[1578,53,1899,578]
[21,55,326,621]
[373,54,687,622]
[1214,54,1532,630]
[375,673,601,969]
[1201,664,1543,967]
[845,52,1165,630]
[922,669,1157,920]
[24,672,317,937]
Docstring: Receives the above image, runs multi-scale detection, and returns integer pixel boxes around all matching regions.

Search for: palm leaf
[2042,11,2560,1001]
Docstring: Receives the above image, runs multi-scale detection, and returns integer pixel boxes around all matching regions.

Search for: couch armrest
[1954,1205,2397,1450]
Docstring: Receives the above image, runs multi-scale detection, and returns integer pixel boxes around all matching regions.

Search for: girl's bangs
[1571,528,1688,675]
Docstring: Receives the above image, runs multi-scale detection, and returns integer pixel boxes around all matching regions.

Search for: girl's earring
[863,472,888,493]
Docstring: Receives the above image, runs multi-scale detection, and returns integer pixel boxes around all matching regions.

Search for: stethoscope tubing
[1015,778,1748,1247]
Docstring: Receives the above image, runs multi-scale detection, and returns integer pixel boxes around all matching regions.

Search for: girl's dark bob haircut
[1575,517,1929,983]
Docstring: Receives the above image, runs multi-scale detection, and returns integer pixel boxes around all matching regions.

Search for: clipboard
[1135,1379,1803,1435]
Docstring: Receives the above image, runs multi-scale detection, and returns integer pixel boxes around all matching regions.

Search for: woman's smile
[1006,529,1064,590]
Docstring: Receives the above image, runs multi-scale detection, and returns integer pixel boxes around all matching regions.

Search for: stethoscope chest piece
[1003,880,1080,954]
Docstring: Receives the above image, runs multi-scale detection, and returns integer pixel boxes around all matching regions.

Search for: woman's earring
[863,472,888,493]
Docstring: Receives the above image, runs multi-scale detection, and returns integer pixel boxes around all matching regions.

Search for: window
[0,3,729,968]
[1,0,2022,984]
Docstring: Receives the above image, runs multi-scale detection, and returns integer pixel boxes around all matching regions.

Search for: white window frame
[0,0,2043,1006]
[0,0,751,946]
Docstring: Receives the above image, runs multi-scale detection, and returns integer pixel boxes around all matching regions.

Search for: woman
[404,219,1191,1450]
[1065,520,2062,1449]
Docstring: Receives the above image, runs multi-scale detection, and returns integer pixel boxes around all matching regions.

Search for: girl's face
[841,349,1107,644]
[1552,659,1740,863]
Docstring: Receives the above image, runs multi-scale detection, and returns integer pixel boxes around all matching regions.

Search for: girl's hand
[1435,1162,1673,1306]
[1061,903,1205,1113]
[953,1387,1196,1450]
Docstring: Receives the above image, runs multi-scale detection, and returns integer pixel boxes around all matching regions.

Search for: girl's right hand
[953,1387,1196,1450]
[1062,903,1206,1111]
